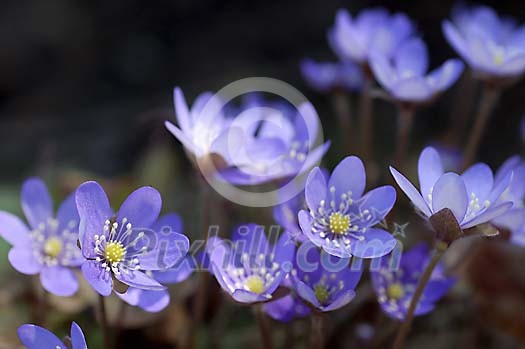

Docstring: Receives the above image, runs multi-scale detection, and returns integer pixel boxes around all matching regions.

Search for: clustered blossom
[0,178,83,296]
[76,181,190,296]
[328,8,415,65]
[18,322,87,349]
[443,4,525,80]
[299,156,397,258]
[165,88,329,185]
[370,37,464,103]
[371,243,455,319]
[390,147,513,230]
[208,224,295,303]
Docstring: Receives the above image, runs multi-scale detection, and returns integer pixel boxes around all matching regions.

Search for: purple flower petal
[390,166,431,217]
[431,173,468,223]
[305,167,327,211]
[151,213,183,235]
[231,223,269,256]
[40,265,79,297]
[427,59,464,91]
[81,261,112,296]
[173,87,192,132]
[0,211,30,246]
[17,324,64,349]
[76,181,113,259]
[462,202,513,229]
[394,37,428,77]
[165,121,198,155]
[153,256,194,284]
[262,295,296,322]
[461,163,494,201]
[328,156,366,205]
[357,185,396,227]
[351,228,396,259]
[118,288,170,313]
[418,147,444,206]
[392,77,433,102]
[137,231,189,270]
[442,21,473,65]
[115,270,165,291]
[231,289,268,304]
[295,280,321,308]
[117,186,162,230]
[70,322,87,349]
[21,178,53,230]
[9,247,42,275]
[322,290,356,312]
[56,193,80,233]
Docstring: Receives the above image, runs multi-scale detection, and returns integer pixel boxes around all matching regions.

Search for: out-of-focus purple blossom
[116,214,192,312]
[262,276,310,322]
[390,147,513,229]
[300,58,362,92]
[18,322,87,349]
[165,88,329,185]
[299,156,397,258]
[291,242,362,312]
[429,143,462,173]
[442,5,525,79]
[370,37,464,103]
[371,243,455,320]
[490,156,525,246]
[328,8,415,65]
[217,101,330,186]
[76,182,190,297]
[208,224,295,304]
[0,178,83,297]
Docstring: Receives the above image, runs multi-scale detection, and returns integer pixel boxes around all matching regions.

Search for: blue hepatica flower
[291,242,362,312]
[299,156,397,258]
[300,58,362,92]
[165,88,329,185]
[116,213,192,312]
[208,223,295,304]
[443,5,525,79]
[18,322,87,349]
[328,8,415,65]
[370,37,464,103]
[262,277,310,322]
[76,181,190,297]
[371,243,455,320]
[0,178,83,297]
[390,147,513,229]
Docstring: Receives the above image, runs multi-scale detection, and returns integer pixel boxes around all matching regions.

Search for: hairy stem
[255,305,274,349]
[461,85,501,170]
[392,246,446,349]
[310,312,325,349]
[359,77,374,162]
[394,107,416,171]
[98,295,110,349]
[332,90,354,154]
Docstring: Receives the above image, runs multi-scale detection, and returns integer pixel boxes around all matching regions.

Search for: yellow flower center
[105,242,126,264]
[387,283,405,300]
[493,52,504,66]
[329,212,350,235]
[245,275,265,294]
[43,237,63,258]
[314,284,329,304]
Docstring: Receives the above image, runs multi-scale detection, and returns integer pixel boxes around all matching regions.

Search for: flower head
[208,223,295,304]
[390,147,513,230]
[328,8,415,64]
[300,58,362,92]
[18,322,87,349]
[442,5,525,79]
[0,178,83,296]
[370,37,464,103]
[76,182,189,296]
[291,242,362,312]
[165,88,329,185]
[299,156,397,258]
[371,243,455,320]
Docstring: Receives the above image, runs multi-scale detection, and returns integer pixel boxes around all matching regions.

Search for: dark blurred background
[1,1,525,348]
[1,0,524,182]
